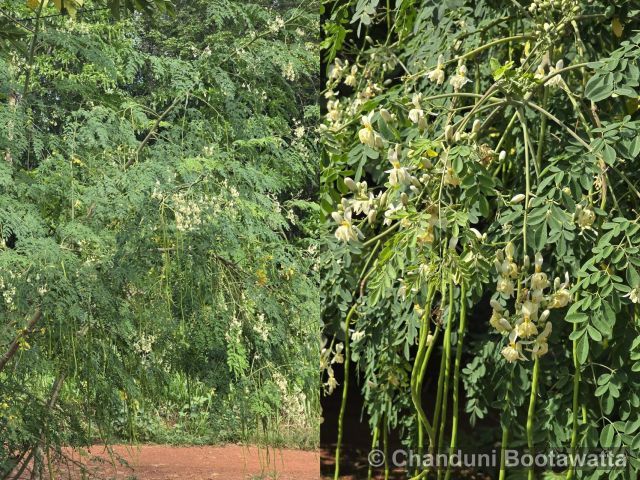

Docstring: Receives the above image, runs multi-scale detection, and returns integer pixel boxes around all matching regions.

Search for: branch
[0,309,42,374]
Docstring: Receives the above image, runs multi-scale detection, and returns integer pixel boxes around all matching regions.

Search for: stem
[567,323,581,480]
[498,426,509,480]
[445,282,467,480]
[535,86,549,172]
[22,0,45,97]
[333,304,357,480]
[517,109,531,250]
[383,418,390,480]
[526,357,540,480]
[368,423,380,480]
[499,366,515,480]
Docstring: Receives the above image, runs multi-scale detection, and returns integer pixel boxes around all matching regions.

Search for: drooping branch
[0,309,42,374]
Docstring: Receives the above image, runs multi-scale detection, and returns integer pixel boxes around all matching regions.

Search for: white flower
[624,286,640,304]
[332,211,363,243]
[516,318,538,338]
[329,59,346,81]
[497,277,515,297]
[449,64,470,91]
[531,272,549,290]
[548,288,571,309]
[521,300,539,321]
[408,94,427,129]
[385,145,412,186]
[351,330,365,343]
[531,322,552,358]
[358,112,383,149]
[268,15,286,33]
[576,207,596,229]
[545,60,565,88]
[502,332,526,362]
[444,167,460,186]
[344,65,358,86]
[427,55,446,85]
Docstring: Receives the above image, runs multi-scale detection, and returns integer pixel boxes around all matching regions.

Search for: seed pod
[499,150,506,161]
[472,119,481,134]
[510,194,526,204]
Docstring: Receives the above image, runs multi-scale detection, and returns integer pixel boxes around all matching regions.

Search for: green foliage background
[0,0,320,474]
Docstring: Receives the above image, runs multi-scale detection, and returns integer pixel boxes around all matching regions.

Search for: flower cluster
[489,244,571,362]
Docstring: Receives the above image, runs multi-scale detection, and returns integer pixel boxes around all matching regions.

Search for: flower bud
[445,125,454,142]
[470,228,483,240]
[539,309,550,323]
[344,177,357,191]
[499,150,506,161]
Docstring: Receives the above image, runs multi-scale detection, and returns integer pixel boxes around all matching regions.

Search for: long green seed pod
[445,281,467,480]
[436,281,455,479]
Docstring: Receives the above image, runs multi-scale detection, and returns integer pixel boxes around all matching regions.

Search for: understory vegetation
[0,0,319,476]
[321,0,640,479]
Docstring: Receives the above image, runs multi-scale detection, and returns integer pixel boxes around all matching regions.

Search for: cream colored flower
[548,288,571,309]
[408,94,427,129]
[332,211,363,243]
[449,64,470,91]
[427,55,446,85]
[624,286,640,304]
[521,300,539,321]
[497,277,515,297]
[444,167,460,186]
[386,145,412,186]
[531,272,549,290]
[576,206,596,229]
[358,112,383,149]
[502,332,526,362]
[545,60,565,88]
[344,65,358,86]
[516,317,538,339]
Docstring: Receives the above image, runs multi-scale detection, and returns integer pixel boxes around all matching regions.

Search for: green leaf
[577,334,589,364]
[602,144,617,165]
[565,312,588,323]
[585,73,614,102]
[600,423,615,448]
[587,324,602,341]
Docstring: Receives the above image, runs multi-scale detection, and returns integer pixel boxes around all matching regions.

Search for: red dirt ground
[39,444,320,480]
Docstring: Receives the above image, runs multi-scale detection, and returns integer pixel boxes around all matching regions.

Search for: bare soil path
[51,444,319,480]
